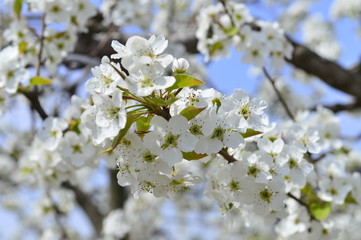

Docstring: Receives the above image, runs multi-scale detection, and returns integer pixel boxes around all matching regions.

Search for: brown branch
[311,102,361,113]
[286,37,361,101]
[62,182,104,236]
[218,149,237,163]
[19,88,48,120]
[109,169,128,210]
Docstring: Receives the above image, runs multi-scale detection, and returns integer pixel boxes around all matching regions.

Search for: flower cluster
[2,0,361,238]
[196,2,293,69]
[78,34,361,238]
[1,0,96,77]
[100,0,152,29]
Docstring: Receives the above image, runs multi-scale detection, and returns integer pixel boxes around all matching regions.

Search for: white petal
[169,115,188,135]
[178,133,197,152]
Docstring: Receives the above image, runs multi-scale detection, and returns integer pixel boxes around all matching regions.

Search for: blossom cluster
[2,0,361,239]
[196,1,293,68]
[77,34,361,238]
[0,0,96,86]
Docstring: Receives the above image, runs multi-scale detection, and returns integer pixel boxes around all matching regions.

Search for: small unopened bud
[172,58,189,74]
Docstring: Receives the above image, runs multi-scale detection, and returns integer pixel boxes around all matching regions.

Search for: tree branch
[19,88,48,120]
[286,37,361,101]
[311,102,360,113]
[263,67,296,121]
[62,182,104,236]
[218,149,237,163]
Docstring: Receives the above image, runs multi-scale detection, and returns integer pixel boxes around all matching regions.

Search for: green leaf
[223,27,238,36]
[212,98,221,113]
[111,114,137,150]
[30,76,53,86]
[20,167,33,174]
[18,41,27,54]
[146,97,169,106]
[241,129,262,138]
[167,74,204,91]
[209,41,224,56]
[301,183,313,196]
[344,192,357,205]
[179,107,206,121]
[45,31,68,41]
[165,96,179,105]
[309,202,331,221]
[334,146,350,155]
[68,119,81,135]
[136,116,152,132]
[182,151,208,160]
[13,0,23,19]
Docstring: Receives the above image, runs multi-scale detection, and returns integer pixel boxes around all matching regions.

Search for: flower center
[259,188,273,203]
[162,134,179,149]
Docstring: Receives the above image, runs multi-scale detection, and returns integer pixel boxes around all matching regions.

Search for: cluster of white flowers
[0,45,29,94]
[78,33,361,238]
[27,0,96,31]
[196,2,293,69]
[278,0,313,32]
[303,16,341,60]
[14,96,97,190]
[1,0,96,77]
[3,0,361,239]
[331,0,361,20]
[100,0,153,29]
[102,193,163,240]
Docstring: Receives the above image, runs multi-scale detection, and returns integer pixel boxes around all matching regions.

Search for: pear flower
[111,35,173,73]
[172,58,189,73]
[143,115,197,166]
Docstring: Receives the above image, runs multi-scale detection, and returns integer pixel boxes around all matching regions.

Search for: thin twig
[218,148,237,163]
[262,67,296,121]
[36,13,46,77]
[20,13,49,121]
[287,193,316,221]
[46,189,69,239]
[90,25,118,56]
[219,0,237,27]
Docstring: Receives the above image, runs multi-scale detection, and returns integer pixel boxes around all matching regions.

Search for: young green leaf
[165,96,179,105]
[167,74,204,91]
[146,97,169,106]
[136,115,153,132]
[182,151,208,160]
[241,129,262,138]
[111,114,137,150]
[30,76,53,86]
[344,192,357,205]
[223,27,238,36]
[179,107,206,121]
[209,41,224,56]
[13,0,23,19]
[18,41,27,54]
[309,202,331,221]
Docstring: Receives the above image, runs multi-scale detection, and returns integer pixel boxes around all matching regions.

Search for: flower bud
[172,58,189,74]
